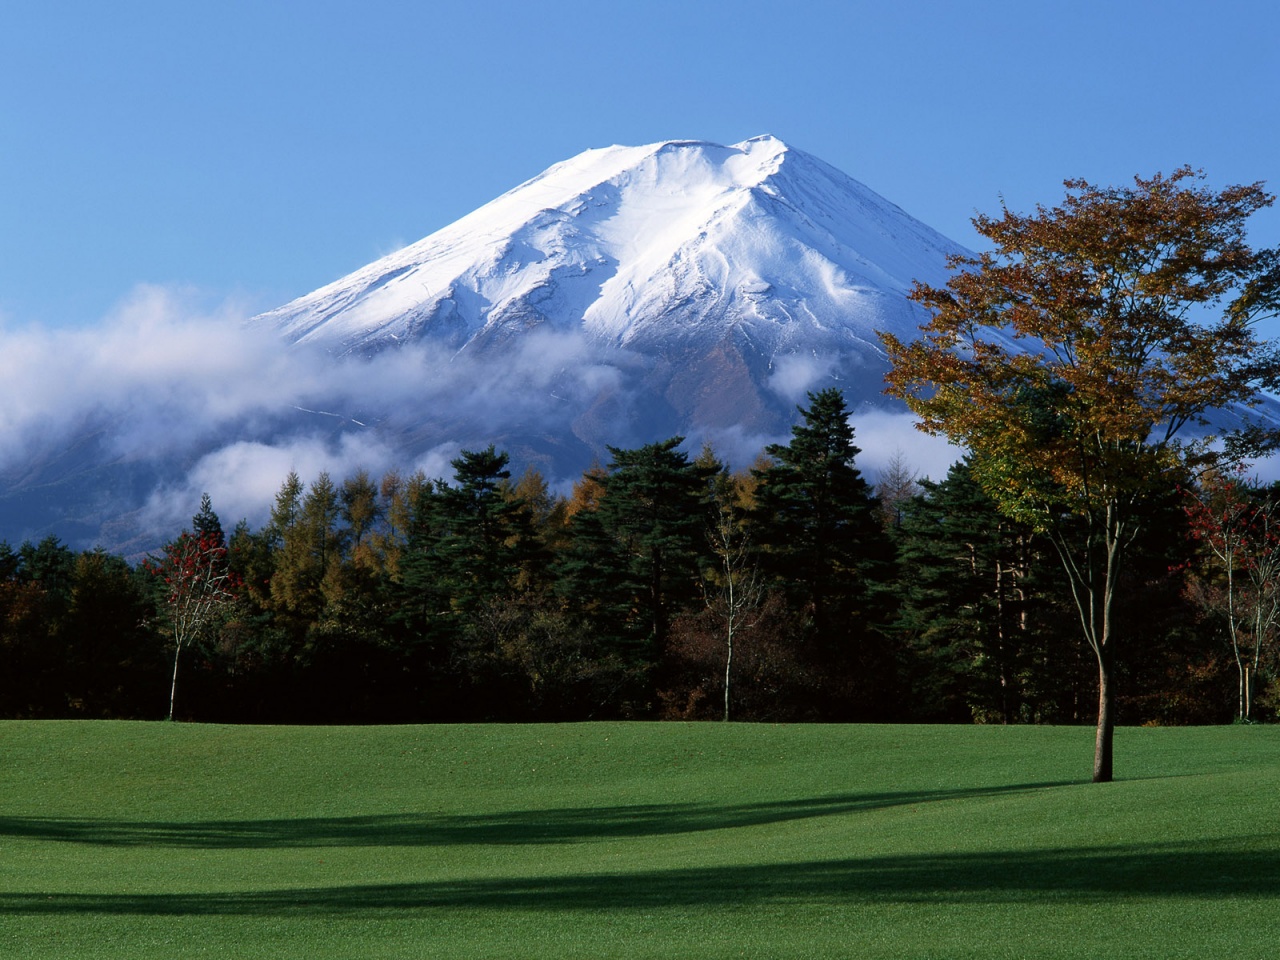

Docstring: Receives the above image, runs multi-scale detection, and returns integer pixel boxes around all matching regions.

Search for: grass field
[2,721,1279,959]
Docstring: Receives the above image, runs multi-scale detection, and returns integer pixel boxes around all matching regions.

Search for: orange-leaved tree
[146,495,239,721]
[879,168,1279,782]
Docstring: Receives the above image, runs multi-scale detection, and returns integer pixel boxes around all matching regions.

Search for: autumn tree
[148,495,238,721]
[271,472,344,627]
[881,168,1279,781]
[1185,473,1280,721]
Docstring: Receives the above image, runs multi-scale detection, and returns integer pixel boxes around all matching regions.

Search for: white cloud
[848,408,964,483]
[0,285,974,549]
[766,352,838,404]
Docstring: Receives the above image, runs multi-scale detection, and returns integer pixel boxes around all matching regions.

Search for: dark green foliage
[753,389,893,633]
[596,438,715,651]
[751,389,897,717]
[894,460,1079,723]
[436,446,536,612]
[0,538,161,718]
[191,492,224,544]
[555,438,715,713]
[0,427,1248,724]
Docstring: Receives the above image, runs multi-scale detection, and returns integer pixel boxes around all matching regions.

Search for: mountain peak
[254,136,964,366]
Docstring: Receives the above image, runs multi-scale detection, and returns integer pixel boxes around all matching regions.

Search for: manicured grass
[2,721,1278,958]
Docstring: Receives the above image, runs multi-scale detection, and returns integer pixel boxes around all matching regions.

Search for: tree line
[0,387,1272,726]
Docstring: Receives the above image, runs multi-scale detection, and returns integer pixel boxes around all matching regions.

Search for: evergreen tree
[598,438,715,655]
[753,388,894,642]
[65,550,160,718]
[554,439,714,712]
[895,459,1047,722]
[436,446,535,613]
[750,389,896,717]
[192,492,225,545]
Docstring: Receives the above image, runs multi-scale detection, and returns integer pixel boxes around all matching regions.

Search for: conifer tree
[895,459,1045,722]
[752,388,893,645]
[597,438,715,656]
[435,446,535,613]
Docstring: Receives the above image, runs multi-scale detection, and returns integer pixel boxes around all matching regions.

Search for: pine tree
[597,438,715,656]
[435,446,535,613]
[553,439,714,712]
[191,493,224,543]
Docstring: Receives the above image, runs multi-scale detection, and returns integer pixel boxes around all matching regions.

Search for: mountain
[253,135,964,452]
[7,136,1278,554]
[2,136,969,553]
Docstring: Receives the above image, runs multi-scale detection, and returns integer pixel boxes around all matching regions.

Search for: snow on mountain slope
[255,136,964,366]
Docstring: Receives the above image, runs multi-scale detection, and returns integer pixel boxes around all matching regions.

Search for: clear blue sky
[3,0,1278,329]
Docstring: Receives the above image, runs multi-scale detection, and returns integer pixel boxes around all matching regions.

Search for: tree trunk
[1093,647,1113,783]
[723,631,733,722]
[168,643,182,722]
[1244,662,1252,723]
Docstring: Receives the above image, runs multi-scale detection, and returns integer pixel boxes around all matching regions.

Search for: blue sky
[3,0,1278,330]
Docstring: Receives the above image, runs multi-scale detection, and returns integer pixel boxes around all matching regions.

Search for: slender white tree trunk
[168,642,182,722]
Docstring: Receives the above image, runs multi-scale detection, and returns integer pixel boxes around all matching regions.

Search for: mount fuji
[1,136,971,553]
[252,135,963,456]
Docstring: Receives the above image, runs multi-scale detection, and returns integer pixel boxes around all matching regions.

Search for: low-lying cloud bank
[0,287,632,546]
[0,285,965,552]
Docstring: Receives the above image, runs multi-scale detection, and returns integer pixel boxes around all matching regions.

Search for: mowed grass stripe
[2,722,1278,959]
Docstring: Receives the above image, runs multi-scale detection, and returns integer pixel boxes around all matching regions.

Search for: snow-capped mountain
[8,136,1277,554]
[0,137,970,554]
[254,136,965,441]
[260,136,959,352]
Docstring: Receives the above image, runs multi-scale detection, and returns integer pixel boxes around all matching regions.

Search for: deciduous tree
[148,497,237,721]
[881,168,1279,780]
[1185,473,1280,721]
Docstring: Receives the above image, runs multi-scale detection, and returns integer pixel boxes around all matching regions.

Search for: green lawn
[1,721,1278,959]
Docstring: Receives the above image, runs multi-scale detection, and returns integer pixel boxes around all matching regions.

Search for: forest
[0,387,1272,727]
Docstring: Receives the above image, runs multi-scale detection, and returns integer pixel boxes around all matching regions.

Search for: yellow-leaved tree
[880,168,1280,782]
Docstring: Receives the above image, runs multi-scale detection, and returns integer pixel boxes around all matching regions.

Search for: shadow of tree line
[0,781,1074,849]
[6,779,1278,916]
[4,842,1279,916]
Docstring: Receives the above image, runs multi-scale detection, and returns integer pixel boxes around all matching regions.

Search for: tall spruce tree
[753,388,893,641]
[750,389,896,717]
[435,446,534,614]
[597,438,715,658]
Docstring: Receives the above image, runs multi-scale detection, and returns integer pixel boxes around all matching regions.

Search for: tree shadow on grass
[0,781,1072,849]
[4,841,1280,916]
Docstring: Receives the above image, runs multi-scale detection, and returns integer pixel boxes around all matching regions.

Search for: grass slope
[1,721,1278,959]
